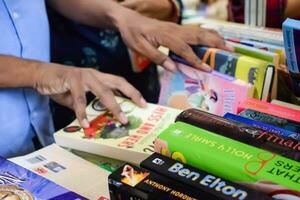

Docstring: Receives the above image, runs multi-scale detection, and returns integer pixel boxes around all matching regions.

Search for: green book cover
[155,122,300,194]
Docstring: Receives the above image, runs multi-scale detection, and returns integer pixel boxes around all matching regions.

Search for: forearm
[285,0,300,18]
[0,55,41,88]
[47,0,132,30]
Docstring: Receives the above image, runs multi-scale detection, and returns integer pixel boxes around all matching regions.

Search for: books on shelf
[54,97,181,165]
[159,55,253,116]
[154,122,300,197]
[1,151,86,200]
[271,99,300,111]
[9,144,110,200]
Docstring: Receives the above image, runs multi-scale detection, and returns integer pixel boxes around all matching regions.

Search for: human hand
[115,9,233,72]
[120,0,174,20]
[33,63,147,128]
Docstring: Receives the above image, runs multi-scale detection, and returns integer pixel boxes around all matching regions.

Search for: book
[239,109,300,134]
[175,108,300,161]
[158,57,253,116]
[224,113,300,140]
[71,149,125,173]
[141,153,272,200]
[9,144,110,199]
[283,18,300,96]
[154,122,300,197]
[109,163,208,200]
[54,97,181,165]
[238,98,300,122]
[190,46,274,100]
[271,99,300,111]
[0,154,86,199]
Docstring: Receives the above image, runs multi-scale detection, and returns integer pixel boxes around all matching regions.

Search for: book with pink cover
[238,98,300,122]
[159,60,254,116]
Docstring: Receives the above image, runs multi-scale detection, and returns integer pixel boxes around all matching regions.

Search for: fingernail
[119,112,128,124]
[163,58,177,72]
[82,118,90,128]
[140,98,147,108]
[200,63,212,72]
[226,45,235,52]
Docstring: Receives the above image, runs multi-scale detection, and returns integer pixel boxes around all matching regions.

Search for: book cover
[10,144,110,199]
[154,122,300,198]
[192,46,274,100]
[224,113,300,140]
[54,97,181,165]
[239,109,300,134]
[109,164,207,200]
[238,98,300,122]
[283,18,300,96]
[0,155,86,200]
[141,153,272,200]
[158,58,253,116]
[271,99,300,111]
[175,109,300,161]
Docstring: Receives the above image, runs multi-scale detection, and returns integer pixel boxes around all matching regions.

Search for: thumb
[120,0,138,9]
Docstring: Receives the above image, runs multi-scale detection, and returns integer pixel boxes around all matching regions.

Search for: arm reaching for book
[0,55,146,127]
[48,0,232,72]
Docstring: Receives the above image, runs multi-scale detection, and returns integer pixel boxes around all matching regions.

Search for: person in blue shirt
[0,0,231,158]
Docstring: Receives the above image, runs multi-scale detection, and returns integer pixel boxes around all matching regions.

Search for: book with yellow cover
[54,97,181,165]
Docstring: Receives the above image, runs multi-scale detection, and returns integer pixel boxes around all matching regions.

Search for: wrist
[106,3,134,31]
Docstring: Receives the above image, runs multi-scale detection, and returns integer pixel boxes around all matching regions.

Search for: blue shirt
[0,0,54,158]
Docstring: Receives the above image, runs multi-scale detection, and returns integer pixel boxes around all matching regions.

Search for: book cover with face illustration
[159,61,253,116]
[0,157,86,200]
[54,97,181,165]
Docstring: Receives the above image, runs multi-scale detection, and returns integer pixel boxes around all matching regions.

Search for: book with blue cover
[224,113,300,140]
[0,156,86,200]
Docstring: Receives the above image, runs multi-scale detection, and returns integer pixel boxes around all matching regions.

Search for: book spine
[108,164,205,200]
[238,98,300,122]
[141,153,272,200]
[224,113,300,140]
[155,122,300,192]
[175,109,300,161]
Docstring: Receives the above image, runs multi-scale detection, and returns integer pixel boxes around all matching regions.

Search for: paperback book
[175,109,300,161]
[109,164,205,200]
[141,153,272,200]
[238,98,300,122]
[239,109,300,134]
[154,122,300,198]
[54,97,181,165]
[0,155,86,200]
[190,46,274,100]
[159,57,253,116]
[224,113,300,140]
[10,144,110,199]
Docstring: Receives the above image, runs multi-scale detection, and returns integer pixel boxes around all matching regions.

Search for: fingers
[69,78,89,128]
[120,0,136,9]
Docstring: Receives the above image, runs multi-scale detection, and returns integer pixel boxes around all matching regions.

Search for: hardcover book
[10,144,110,199]
[189,46,273,100]
[0,155,86,200]
[224,113,300,140]
[175,109,300,161]
[141,153,271,200]
[54,97,181,165]
[238,98,300,122]
[109,164,206,200]
[239,109,300,134]
[283,18,300,96]
[154,122,300,198]
[159,58,253,116]
[271,99,300,111]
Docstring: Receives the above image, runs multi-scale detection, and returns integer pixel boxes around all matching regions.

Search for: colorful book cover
[54,97,181,165]
[239,109,300,134]
[283,18,300,96]
[109,164,206,200]
[175,109,300,161]
[191,46,274,100]
[154,122,300,198]
[158,58,253,116]
[0,156,86,200]
[9,144,110,199]
[224,113,300,140]
[238,98,300,122]
[141,153,272,200]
